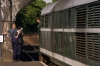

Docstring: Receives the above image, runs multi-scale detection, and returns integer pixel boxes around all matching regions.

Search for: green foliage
[52,0,58,2]
[46,2,51,5]
[15,0,46,32]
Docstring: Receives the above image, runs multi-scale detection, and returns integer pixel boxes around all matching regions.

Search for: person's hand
[17,30,21,35]
[15,30,21,38]
[2,32,7,34]
[15,36,18,38]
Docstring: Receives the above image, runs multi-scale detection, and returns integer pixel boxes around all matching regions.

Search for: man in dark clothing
[3,24,23,61]
[16,27,23,60]
[36,17,41,28]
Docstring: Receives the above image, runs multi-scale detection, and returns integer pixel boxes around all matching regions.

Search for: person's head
[12,24,16,29]
[17,27,23,31]
[20,28,23,30]
[36,18,40,23]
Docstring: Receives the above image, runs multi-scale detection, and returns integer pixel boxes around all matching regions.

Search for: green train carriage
[40,0,100,66]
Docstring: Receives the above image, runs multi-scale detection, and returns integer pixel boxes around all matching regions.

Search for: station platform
[1,34,47,66]
[0,61,47,66]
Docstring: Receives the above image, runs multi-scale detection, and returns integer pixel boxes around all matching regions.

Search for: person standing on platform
[36,17,41,37]
[36,17,41,28]
[2,24,22,61]
[16,27,23,60]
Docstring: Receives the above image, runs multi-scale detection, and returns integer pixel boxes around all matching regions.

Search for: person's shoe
[12,59,18,62]
[15,60,20,62]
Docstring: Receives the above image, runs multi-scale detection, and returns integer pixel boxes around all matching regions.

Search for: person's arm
[2,29,10,34]
[2,32,8,34]
[15,29,21,38]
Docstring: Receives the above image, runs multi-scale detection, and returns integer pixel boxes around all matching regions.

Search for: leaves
[15,0,46,32]
[52,0,58,2]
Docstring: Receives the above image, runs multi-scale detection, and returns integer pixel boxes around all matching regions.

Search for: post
[0,2,3,61]
[8,0,12,27]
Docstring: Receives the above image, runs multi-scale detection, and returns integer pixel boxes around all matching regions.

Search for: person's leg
[13,42,18,60]
[11,41,14,51]
[17,44,22,60]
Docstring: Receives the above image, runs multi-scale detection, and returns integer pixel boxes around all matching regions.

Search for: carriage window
[55,12,59,28]
[68,9,71,28]
[58,11,63,28]
[45,15,49,28]
[48,15,51,28]
[41,16,44,27]
[63,10,68,28]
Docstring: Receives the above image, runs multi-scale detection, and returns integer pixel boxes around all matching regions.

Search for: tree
[15,0,46,33]
[52,0,58,2]
[46,2,51,5]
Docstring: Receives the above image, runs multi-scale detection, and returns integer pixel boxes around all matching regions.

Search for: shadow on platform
[20,45,39,61]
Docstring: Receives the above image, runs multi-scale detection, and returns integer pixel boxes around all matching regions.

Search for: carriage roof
[52,0,97,11]
[41,1,59,15]
[41,0,97,15]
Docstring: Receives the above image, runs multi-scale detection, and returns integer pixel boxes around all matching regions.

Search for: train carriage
[40,0,100,66]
